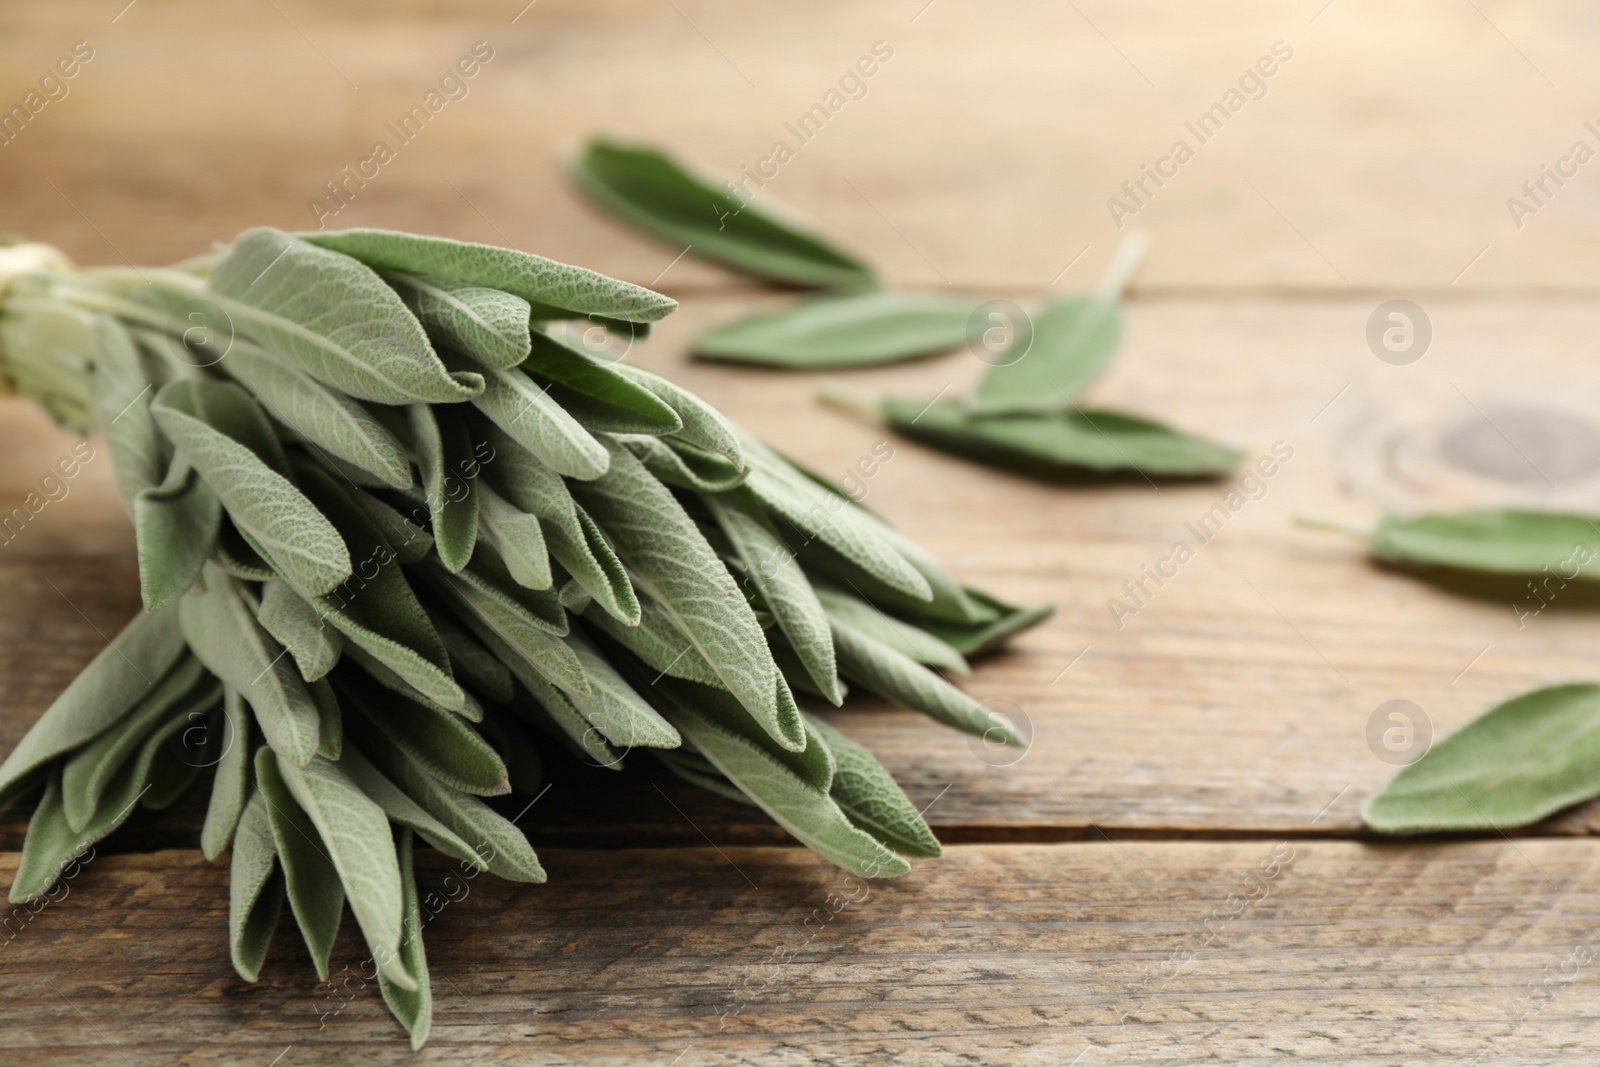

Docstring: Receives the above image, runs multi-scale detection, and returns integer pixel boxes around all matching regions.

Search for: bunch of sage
[1296,508,1600,831]
[570,141,1238,480]
[0,228,1047,1047]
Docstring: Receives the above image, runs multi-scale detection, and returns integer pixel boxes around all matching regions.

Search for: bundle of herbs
[0,227,1047,1046]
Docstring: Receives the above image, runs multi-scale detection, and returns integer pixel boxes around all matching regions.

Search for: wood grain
[5,842,1600,1065]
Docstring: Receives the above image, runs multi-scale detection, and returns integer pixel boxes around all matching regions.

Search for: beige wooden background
[4,1,1600,1063]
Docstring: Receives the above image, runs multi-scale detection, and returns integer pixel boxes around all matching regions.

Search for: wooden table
[5,1,1600,1062]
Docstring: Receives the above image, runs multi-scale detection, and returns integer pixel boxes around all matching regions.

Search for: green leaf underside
[135,460,222,613]
[971,297,1121,414]
[1372,510,1600,577]
[570,139,876,291]
[257,580,343,682]
[337,668,509,796]
[210,228,482,404]
[521,330,682,435]
[1366,684,1600,833]
[695,292,978,368]
[153,380,353,596]
[571,439,801,751]
[386,269,532,370]
[816,585,969,675]
[380,830,433,1050]
[808,714,941,857]
[202,688,252,860]
[302,228,676,323]
[410,404,481,573]
[883,399,1241,478]
[229,790,283,981]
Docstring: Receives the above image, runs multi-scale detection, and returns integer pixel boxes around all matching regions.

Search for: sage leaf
[612,363,744,468]
[816,585,968,676]
[424,562,590,697]
[662,696,907,879]
[465,358,610,480]
[409,404,480,573]
[570,139,876,291]
[621,435,746,492]
[808,714,941,857]
[386,269,532,370]
[336,668,509,796]
[345,487,435,564]
[209,227,482,404]
[423,604,515,703]
[706,490,842,703]
[271,748,416,991]
[0,606,185,812]
[520,330,681,435]
[695,292,978,368]
[229,789,284,982]
[580,596,723,689]
[257,579,343,682]
[220,339,412,489]
[303,227,676,323]
[478,710,545,795]
[654,749,753,806]
[476,482,552,590]
[918,589,1054,657]
[831,616,1025,746]
[1366,684,1600,833]
[142,735,202,810]
[353,723,545,883]
[153,380,353,596]
[202,687,252,860]
[884,399,1241,479]
[380,830,432,1050]
[1370,510,1600,577]
[337,746,485,870]
[506,660,624,769]
[181,564,322,766]
[970,297,1121,414]
[310,677,344,760]
[60,654,207,832]
[571,438,800,750]
[562,628,680,749]
[89,314,163,510]
[134,460,222,613]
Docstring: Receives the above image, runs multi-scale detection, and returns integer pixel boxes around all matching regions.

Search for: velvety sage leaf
[1365,684,1600,833]
[409,404,480,573]
[448,546,569,637]
[309,677,343,760]
[570,139,876,291]
[302,228,676,323]
[664,699,907,878]
[971,297,1121,414]
[61,655,207,832]
[202,687,252,860]
[292,463,463,711]
[386,269,532,370]
[214,520,279,582]
[181,564,322,766]
[918,588,1054,657]
[257,579,342,682]
[11,776,88,904]
[621,435,746,492]
[352,723,545,883]
[465,358,610,480]
[767,632,847,703]
[423,562,590,698]
[1370,510,1600,577]
[495,643,623,769]
[807,714,941,858]
[337,746,484,870]
[134,460,221,613]
[89,314,163,511]
[562,628,680,749]
[476,482,551,590]
[647,673,832,793]
[209,227,481,404]
[832,617,1025,746]
[815,586,968,676]
[340,642,481,726]
[423,604,515,703]
[153,380,352,596]
[141,735,202,810]
[254,748,342,980]
[478,710,545,795]
[571,438,800,750]
[380,829,432,1051]
[344,486,434,565]
[0,606,185,812]
[220,339,412,488]
[581,597,723,689]
[884,399,1241,478]
[519,330,681,436]
[654,749,754,807]
[271,749,415,992]
[612,364,744,469]
[192,377,292,474]
[336,669,508,796]
[740,436,930,602]
[229,789,283,981]
[706,490,842,704]
[474,416,638,623]
[695,293,978,368]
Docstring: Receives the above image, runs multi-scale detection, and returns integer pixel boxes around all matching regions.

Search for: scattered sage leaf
[1370,510,1600,577]
[970,297,1121,414]
[695,292,978,368]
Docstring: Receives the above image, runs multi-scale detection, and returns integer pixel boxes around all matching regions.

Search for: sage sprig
[0,228,1047,1046]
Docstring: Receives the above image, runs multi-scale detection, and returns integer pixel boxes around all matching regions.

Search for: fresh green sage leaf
[562,627,680,749]
[336,668,509,796]
[475,482,551,590]
[1369,510,1600,577]
[257,579,343,682]
[621,435,746,492]
[970,297,1121,414]
[228,789,284,982]
[89,314,163,511]
[380,829,432,1050]
[464,357,610,480]
[202,687,252,860]
[695,292,978,368]
[134,460,222,613]
[570,139,876,291]
[409,404,480,573]
[612,363,744,469]
[386,269,532,371]
[807,714,941,858]
[815,585,968,676]
[520,330,682,436]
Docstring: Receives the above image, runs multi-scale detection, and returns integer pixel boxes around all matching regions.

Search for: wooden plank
[7,296,1599,841]
[1,0,1598,290]
[4,841,1600,1064]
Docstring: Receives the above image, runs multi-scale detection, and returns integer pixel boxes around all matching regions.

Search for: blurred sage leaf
[695,292,978,368]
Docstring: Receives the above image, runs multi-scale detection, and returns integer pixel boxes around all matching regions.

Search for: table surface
[5,1,1600,1063]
